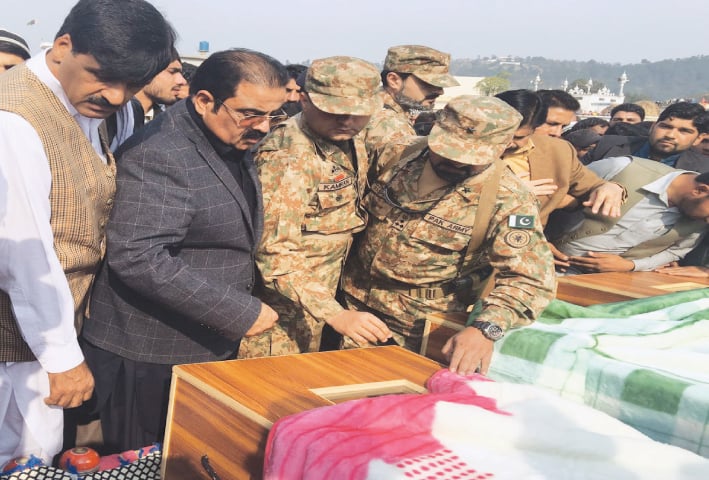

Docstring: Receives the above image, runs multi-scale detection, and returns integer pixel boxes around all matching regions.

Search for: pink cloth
[264,370,502,479]
[98,444,159,471]
[264,368,709,480]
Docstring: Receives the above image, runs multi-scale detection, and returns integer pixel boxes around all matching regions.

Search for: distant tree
[476,74,510,96]
[624,92,644,103]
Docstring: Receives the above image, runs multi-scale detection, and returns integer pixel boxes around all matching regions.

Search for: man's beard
[429,160,474,184]
[394,90,433,115]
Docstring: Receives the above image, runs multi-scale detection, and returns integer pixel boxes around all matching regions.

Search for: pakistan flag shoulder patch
[508,214,535,229]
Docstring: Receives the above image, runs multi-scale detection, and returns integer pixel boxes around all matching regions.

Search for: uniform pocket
[363,188,395,220]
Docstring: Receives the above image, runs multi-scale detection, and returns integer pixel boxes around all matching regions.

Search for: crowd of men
[1,0,708,465]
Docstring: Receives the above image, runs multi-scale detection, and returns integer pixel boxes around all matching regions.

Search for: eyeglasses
[216,100,288,128]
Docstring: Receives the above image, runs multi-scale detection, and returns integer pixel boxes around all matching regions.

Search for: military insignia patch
[504,230,531,248]
[508,214,534,229]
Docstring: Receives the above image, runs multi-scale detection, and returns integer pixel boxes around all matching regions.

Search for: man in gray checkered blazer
[82,49,284,452]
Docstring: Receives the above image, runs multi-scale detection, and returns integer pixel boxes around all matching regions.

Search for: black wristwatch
[469,321,504,341]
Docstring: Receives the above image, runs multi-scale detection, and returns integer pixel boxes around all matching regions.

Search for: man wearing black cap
[0,29,30,72]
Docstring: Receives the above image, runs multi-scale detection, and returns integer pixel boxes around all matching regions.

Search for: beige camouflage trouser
[237,288,324,358]
[239,235,351,358]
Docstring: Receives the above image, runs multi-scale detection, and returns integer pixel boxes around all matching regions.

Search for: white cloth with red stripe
[264,369,709,479]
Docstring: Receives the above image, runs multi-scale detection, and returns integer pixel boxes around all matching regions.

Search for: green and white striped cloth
[489,288,709,457]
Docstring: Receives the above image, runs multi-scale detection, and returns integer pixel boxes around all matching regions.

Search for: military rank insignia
[508,214,534,229]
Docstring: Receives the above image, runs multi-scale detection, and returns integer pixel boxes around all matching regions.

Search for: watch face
[484,324,504,341]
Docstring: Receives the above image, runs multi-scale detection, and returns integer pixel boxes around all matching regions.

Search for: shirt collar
[26,50,80,119]
[26,49,105,156]
[642,170,687,207]
[512,137,536,155]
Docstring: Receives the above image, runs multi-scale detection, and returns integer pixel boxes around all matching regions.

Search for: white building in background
[435,76,485,109]
[560,72,629,115]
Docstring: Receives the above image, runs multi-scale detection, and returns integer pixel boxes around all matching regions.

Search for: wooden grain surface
[172,346,441,420]
[163,379,269,479]
[556,271,709,306]
[162,347,443,479]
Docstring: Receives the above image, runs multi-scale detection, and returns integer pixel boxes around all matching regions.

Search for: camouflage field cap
[428,95,522,165]
[383,45,459,88]
[304,56,382,116]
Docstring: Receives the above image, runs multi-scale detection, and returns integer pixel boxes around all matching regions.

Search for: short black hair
[567,117,609,133]
[537,89,581,112]
[657,102,709,134]
[610,103,645,121]
[535,89,580,129]
[605,121,651,136]
[285,64,307,81]
[56,0,176,88]
[495,89,545,128]
[180,62,198,84]
[189,48,288,112]
[696,171,709,186]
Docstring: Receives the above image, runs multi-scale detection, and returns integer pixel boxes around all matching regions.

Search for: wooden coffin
[161,346,442,479]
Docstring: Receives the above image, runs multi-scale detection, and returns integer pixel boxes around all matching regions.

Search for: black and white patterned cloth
[1,452,161,480]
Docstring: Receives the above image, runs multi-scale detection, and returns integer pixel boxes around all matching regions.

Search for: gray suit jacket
[84,100,264,364]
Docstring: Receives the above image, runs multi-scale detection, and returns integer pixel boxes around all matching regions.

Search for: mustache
[242,129,267,141]
[86,95,120,109]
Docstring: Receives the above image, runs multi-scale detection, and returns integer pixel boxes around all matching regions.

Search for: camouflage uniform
[364,90,416,157]
[239,57,381,358]
[363,45,460,177]
[342,96,556,351]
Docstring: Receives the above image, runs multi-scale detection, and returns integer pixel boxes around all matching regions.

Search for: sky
[3,0,708,65]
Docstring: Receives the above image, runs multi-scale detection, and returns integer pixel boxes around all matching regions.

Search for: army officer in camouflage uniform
[342,96,556,375]
[238,57,392,358]
[363,45,459,177]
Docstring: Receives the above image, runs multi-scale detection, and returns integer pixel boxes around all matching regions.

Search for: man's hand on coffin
[441,327,494,376]
[327,310,393,347]
[567,251,635,273]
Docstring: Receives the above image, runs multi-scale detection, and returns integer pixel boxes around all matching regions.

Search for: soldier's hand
[584,182,624,217]
[45,361,95,408]
[244,303,279,337]
[328,310,392,347]
[441,327,494,376]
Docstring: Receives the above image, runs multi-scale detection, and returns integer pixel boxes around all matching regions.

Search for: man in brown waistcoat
[0,0,175,464]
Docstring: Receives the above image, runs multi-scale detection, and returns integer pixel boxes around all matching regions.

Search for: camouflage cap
[428,95,522,165]
[383,45,459,88]
[304,56,382,116]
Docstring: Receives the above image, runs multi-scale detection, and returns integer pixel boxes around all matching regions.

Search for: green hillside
[450,55,709,101]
